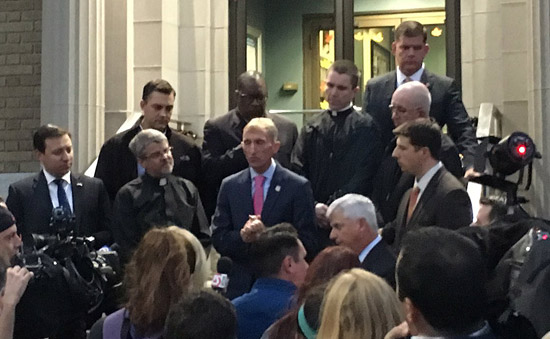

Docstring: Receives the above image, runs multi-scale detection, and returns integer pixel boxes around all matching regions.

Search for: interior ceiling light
[431,27,443,37]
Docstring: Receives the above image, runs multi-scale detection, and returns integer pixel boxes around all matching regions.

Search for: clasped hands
[240,215,266,243]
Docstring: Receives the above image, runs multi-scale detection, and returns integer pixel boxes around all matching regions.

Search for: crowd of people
[0,20,546,339]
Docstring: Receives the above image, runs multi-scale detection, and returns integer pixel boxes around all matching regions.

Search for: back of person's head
[297,246,360,304]
[329,60,360,88]
[397,227,488,335]
[124,227,192,334]
[479,195,508,224]
[167,226,209,288]
[164,289,237,339]
[251,224,301,278]
[327,193,378,230]
[317,268,403,339]
[142,79,175,101]
[33,124,71,153]
[395,20,427,42]
[267,283,327,339]
[393,118,442,160]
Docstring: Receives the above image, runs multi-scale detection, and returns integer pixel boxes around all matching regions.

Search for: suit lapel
[237,169,255,215]
[35,171,53,211]
[408,168,444,224]
[384,72,398,102]
[71,173,84,234]
[420,69,433,91]
[261,165,282,220]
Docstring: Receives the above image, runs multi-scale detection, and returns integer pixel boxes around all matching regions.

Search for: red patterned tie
[406,186,420,224]
[253,175,266,216]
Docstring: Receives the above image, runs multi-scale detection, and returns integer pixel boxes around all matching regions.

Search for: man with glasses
[371,81,463,224]
[201,71,298,219]
[362,21,477,177]
[95,79,202,202]
[112,129,210,265]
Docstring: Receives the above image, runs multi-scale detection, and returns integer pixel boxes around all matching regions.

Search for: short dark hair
[479,196,508,222]
[164,289,237,339]
[142,79,176,101]
[397,227,487,334]
[393,118,441,160]
[329,60,360,88]
[33,124,71,153]
[395,21,427,43]
[251,224,301,277]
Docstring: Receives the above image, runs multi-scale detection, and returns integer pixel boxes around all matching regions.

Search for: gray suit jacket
[6,171,112,247]
[362,69,477,167]
[382,167,472,253]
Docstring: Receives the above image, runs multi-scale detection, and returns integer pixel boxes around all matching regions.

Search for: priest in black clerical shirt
[112,129,210,265]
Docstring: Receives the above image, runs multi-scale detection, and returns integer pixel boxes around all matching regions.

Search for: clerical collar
[396,64,425,86]
[142,172,169,186]
[329,103,354,117]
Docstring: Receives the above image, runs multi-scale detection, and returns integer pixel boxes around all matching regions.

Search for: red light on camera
[516,145,527,156]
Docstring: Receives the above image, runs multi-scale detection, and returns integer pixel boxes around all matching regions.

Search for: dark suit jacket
[360,240,396,288]
[211,164,317,299]
[95,117,201,201]
[372,134,464,224]
[362,69,477,167]
[202,109,298,218]
[6,171,112,247]
[382,167,472,253]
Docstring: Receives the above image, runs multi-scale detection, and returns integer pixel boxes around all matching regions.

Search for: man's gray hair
[129,129,168,159]
[327,194,378,231]
[396,81,432,116]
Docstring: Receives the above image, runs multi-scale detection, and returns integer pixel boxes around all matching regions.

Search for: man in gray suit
[212,118,316,299]
[381,119,472,253]
[362,20,477,174]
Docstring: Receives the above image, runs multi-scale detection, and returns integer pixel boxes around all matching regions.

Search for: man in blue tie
[6,124,112,249]
[212,118,317,299]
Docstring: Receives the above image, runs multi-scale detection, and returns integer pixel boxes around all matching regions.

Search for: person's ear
[281,255,293,274]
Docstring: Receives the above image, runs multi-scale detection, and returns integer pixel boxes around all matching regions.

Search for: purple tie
[253,175,266,216]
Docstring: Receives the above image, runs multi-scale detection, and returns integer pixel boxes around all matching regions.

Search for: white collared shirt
[396,64,425,87]
[411,321,491,339]
[249,159,277,200]
[414,161,443,203]
[43,169,73,212]
[358,235,382,263]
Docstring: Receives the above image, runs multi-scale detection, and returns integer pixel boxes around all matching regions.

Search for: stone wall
[0,0,41,173]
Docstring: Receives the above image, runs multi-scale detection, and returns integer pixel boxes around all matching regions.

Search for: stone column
[41,0,105,172]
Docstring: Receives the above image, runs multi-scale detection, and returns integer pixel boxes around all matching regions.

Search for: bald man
[371,81,464,224]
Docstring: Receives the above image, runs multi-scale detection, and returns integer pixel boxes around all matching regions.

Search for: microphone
[212,256,232,295]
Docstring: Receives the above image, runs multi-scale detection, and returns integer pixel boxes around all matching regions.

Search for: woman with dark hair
[89,226,206,338]
[263,246,360,338]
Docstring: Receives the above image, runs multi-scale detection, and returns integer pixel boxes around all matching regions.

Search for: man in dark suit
[95,79,201,201]
[362,20,477,174]
[372,81,463,224]
[381,119,472,253]
[326,193,395,287]
[7,125,111,248]
[212,118,317,299]
[6,124,111,339]
[385,227,497,339]
[202,71,298,219]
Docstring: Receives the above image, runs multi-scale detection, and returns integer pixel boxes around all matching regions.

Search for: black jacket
[291,108,383,204]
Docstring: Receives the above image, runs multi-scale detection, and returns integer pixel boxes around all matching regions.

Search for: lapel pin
[76,182,83,187]
[275,185,281,192]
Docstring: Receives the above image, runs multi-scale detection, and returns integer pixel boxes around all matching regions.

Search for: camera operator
[5,124,112,339]
[0,205,33,339]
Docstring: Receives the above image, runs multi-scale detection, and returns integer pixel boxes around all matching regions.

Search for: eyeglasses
[143,146,173,160]
[238,91,267,102]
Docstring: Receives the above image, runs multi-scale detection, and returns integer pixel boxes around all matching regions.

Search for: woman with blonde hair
[89,226,202,338]
[168,226,209,288]
[317,268,404,339]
